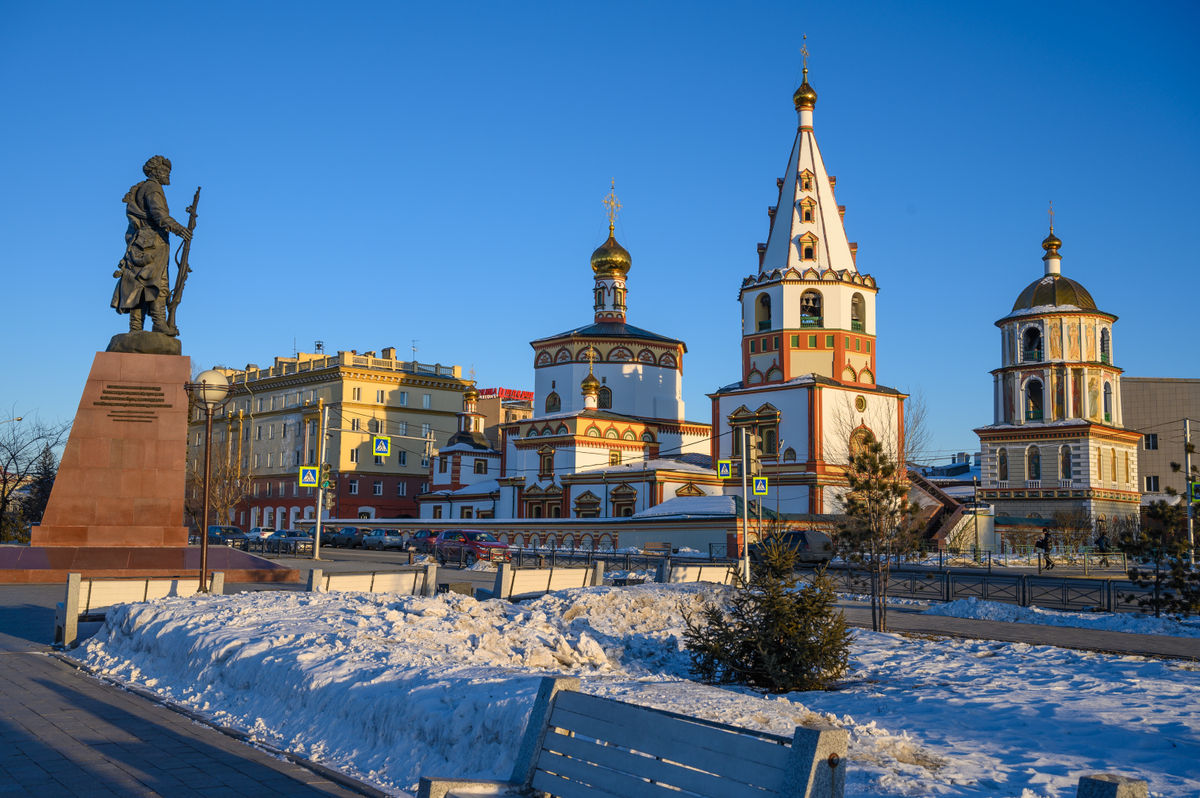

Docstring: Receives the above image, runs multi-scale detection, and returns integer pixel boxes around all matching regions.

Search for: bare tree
[901,389,932,468]
[1052,507,1094,549]
[186,410,254,530]
[0,414,70,541]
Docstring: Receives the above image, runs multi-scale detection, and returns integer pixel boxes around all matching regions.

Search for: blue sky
[2,1,1197,463]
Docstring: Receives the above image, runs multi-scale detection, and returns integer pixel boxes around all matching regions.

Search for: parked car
[409,529,437,554]
[267,529,314,554]
[363,528,407,551]
[318,526,339,547]
[747,530,833,564]
[207,525,244,543]
[248,526,276,540]
[332,526,366,548]
[434,530,511,566]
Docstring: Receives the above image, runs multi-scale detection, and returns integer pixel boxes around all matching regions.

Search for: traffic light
[323,490,335,510]
[746,429,763,477]
[319,464,332,490]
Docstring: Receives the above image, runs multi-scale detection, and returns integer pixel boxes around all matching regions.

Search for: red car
[434,530,511,566]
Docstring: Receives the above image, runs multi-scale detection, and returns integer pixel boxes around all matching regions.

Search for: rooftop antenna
[411,339,419,362]
[602,179,621,236]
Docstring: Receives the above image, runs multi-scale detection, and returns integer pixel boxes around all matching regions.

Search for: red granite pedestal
[4,351,296,584]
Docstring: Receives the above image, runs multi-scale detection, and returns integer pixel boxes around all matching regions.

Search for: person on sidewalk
[1094,531,1111,568]
[1036,530,1054,570]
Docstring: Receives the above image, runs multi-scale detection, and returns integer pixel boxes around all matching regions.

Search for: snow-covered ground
[925,597,1200,638]
[74,585,1199,798]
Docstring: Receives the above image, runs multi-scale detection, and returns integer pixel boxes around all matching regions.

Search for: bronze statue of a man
[111,155,192,337]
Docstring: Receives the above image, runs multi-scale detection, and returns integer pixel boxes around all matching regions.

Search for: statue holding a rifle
[109,155,200,354]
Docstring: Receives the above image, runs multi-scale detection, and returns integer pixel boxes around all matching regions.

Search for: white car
[248,526,276,540]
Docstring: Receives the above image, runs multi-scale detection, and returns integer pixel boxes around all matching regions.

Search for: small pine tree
[682,540,850,693]
[1118,501,1200,618]
[22,446,58,526]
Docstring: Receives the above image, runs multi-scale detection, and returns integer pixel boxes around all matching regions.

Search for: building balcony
[799,316,823,328]
[1022,349,1042,362]
[997,480,1011,489]
[1026,480,1041,489]
[851,320,864,332]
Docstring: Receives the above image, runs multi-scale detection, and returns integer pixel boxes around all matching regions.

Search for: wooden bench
[418,676,847,798]
[306,564,438,596]
[476,563,604,601]
[643,541,673,555]
[54,572,224,649]
[655,560,739,585]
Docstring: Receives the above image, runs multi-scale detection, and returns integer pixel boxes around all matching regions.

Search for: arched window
[598,386,612,409]
[1060,445,1072,481]
[1027,446,1041,481]
[1110,448,1117,481]
[783,447,796,462]
[755,293,772,331]
[998,448,1009,482]
[850,293,865,332]
[1100,328,1111,364]
[1022,327,1043,362]
[545,392,560,413]
[800,290,823,327]
[1025,379,1044,421]
[1103,383,1112,422]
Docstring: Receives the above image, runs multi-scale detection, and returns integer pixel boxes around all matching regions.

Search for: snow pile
[76,584,1200,797]
[924,597,1200,638]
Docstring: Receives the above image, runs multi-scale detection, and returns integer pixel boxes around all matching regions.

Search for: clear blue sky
[3,1,1197,463]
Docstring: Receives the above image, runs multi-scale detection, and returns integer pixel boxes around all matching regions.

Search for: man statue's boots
[149,301,179,337]
[128,308,146,333]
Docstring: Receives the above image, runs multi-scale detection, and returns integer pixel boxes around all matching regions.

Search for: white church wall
[533,360,683,420]
[820,387,903,466]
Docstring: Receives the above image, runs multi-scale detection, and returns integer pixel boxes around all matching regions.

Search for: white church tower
[709,50,907,515]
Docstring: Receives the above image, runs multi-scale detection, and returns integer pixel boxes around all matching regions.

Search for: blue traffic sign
[718,460,732,479]
[753,477,769,495]
[373,436,391,456]
[298,467,319,488]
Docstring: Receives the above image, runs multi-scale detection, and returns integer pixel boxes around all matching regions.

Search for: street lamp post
[186,370,231,593]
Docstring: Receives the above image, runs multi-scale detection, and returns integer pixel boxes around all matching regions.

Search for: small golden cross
[801,34,809,71]
[603,179,621,234]
[1048,200,1055,232]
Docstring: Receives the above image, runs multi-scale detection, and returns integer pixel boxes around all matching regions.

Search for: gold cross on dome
[603,180,621,234]
[801,34,809,70]
[1048,200,1055,232]
[585,346,597,374]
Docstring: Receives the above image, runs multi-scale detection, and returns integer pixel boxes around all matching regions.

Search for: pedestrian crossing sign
[298,466,319,488]
[1191,481,1200,502]
[373,436,391,456]
[753,477,769,495]
[718,460,732,479]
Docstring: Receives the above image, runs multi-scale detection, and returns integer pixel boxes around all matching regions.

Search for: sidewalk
[0,587,370,797]
[836,600,1199,660]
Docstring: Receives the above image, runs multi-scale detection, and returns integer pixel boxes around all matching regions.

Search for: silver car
[363,529,408,551]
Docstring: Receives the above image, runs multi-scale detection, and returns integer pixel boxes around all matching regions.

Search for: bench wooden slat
[668,564,737,585]
[532,762,661,798]
[543,726,777,798]
[551,693,790,773]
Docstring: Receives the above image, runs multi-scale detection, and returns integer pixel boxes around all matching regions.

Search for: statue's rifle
[168,186,201,330]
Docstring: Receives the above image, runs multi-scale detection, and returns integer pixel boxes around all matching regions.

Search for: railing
[757,320,771,331]
[851,320,864,332]
[997,480,1010,489]
[1026,410,1043,421]
[799,316,823,328]
[1059,480,1075,488]
[1104,412,1112,423]
[1022,348,1042,362]
[1026,480,1041,488]
[1100,352,1110,364]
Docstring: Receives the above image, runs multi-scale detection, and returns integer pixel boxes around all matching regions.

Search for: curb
[50,651,393,798]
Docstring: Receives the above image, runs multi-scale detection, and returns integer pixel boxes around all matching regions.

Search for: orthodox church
[708,59,907,515]
[975,224,1141,532]
[418,189,717,520]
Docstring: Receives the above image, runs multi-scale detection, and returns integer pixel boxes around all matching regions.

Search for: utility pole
[740,426,750,582]
[1186,418,1194,564]
[973,475,980,561]
[313,399,328,560]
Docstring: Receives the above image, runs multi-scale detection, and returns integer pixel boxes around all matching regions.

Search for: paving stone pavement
[0,588,367,797]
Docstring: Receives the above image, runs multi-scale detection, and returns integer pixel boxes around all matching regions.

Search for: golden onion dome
[590,231,632,277]
[793,68,817,111]
[464,386,479,402]
[1042,230,1062,257]
[581,371,600,395]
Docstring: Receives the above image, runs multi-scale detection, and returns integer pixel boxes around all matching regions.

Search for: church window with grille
[545,392,561,413]
[1025,379,1044,421]
[998,448,1008,481]
[598,386,612,409]
[1027,446,1041,481]
[800,290,822,327]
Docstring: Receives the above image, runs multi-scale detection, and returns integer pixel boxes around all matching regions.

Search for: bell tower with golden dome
[976,214,1141,533]
[710,46,907,516]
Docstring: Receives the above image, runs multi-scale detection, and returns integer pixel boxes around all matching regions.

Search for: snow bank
[75,585,1200,797]
[924,597,1200,638]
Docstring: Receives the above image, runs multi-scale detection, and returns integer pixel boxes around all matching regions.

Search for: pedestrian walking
[1095,532,1111,568]
[1036,530,1054,570]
